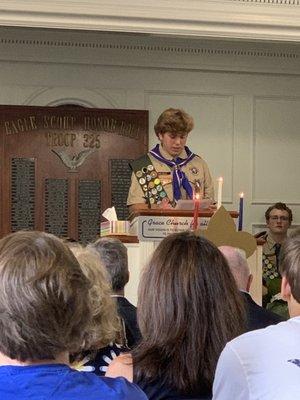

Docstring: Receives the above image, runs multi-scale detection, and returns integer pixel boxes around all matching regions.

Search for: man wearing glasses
[258,202,293,317]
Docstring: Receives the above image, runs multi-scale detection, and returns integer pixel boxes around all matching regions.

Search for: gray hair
[89,237,129,292]
[219,246,250,291]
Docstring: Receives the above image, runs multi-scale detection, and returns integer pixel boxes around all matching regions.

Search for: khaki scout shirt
[127,144,214,206]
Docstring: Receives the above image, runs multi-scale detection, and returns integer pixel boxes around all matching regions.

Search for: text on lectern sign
[131,215,210,241]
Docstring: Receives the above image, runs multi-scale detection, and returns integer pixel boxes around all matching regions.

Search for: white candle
[217,177,223,209]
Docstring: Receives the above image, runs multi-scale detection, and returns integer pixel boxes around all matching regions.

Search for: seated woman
[0,231,147,400]
[70,245,127,375]
[106,231,246,399]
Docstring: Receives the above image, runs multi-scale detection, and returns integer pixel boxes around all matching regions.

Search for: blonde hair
[70,246,122,349]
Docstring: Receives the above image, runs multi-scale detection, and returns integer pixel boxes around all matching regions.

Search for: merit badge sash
[130,155,169,205]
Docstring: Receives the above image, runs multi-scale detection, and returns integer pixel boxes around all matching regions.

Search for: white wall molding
[0,0,299,42]
[0,28,299,75]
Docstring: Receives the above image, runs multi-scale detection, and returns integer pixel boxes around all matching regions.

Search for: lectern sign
[131,215,210,241]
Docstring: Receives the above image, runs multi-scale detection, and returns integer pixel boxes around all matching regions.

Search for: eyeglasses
[269,216,289,222]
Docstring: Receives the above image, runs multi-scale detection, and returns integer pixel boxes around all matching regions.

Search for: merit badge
[147,165,154,172]
[151,188,157,195]
[154,178,161,185]
[142,184,148,191]
[142,167,148,174]
[148,181,155,189]
[136,170,143,178]
[139,177,146,185]
[150,171,158,179]
[146,174,152,182]
[190,167,198,175]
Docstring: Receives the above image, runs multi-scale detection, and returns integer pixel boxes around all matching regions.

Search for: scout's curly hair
[154,108,194,137]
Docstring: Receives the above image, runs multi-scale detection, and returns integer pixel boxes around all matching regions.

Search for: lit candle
[217,177,223,209]
[193,193,201,230]
[238,192,244,231]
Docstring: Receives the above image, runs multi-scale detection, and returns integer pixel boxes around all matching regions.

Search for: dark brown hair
[280,235,300,302]
[265,202,293,222]
[154,108,194,137]
[0,230,92,362]
[133,231,245,394]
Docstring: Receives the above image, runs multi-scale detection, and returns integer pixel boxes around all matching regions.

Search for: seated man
[90,237,141,348]
[0,230,147,400]
[219,245,284,331]
[257,202,293,316]
[213,234,300,400]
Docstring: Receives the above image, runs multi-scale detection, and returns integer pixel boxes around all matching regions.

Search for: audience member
[219,246,284,331]
[90,237,141,348]
[0,231,147,400]
[213,233,300,400]
[257,202,292,316]
[106,231,245,399]
[70,245,126,375]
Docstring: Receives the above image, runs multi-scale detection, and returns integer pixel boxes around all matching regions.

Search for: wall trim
[0,37,299,60]
[0,0,299,42]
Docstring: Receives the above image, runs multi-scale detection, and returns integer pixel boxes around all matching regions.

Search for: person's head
[70,245,121,349]
[89,237,129,294]
[265,202,292,237]
[0,230,92,362]
[280,234,300,318]
[154,108,194,157]
[219,246,253,292]
[135,231,245,393]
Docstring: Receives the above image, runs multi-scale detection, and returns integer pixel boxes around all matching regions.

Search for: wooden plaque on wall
[0,105,148,242]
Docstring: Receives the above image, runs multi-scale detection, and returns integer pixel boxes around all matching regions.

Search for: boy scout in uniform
[127,108,214,213]
[257,202,293,318]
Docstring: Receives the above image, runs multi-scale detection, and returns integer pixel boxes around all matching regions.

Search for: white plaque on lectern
[130,215,209,241]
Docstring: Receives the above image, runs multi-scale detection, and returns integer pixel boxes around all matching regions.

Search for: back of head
[0,230,91,362]
[280,234,300,303]
[135,231,245,394]
[70,245,121,349]
[218,246,250,291]
[90,237,129,293]
[154,108,194,136]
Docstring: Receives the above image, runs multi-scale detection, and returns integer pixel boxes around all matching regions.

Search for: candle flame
[240,192,244,198]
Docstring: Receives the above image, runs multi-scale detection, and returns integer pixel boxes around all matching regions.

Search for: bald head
[219,246,252,292]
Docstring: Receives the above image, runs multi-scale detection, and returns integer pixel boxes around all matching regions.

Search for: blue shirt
[0,363,147,400]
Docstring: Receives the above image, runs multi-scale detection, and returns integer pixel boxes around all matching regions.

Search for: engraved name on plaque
[11,158,35,231]
[78,180,101,244]
[110,159,133,220]
[45,179,68,237]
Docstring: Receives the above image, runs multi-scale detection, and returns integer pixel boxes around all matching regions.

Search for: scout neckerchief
[149,144,196,201]
[130,154,169,206]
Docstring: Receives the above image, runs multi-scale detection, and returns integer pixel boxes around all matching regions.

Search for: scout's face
[158,131,188,158]
[267,209,291,235]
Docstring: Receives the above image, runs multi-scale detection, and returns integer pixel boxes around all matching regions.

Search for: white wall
[0,27,299,233]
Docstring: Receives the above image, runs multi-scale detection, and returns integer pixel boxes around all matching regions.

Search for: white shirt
[213,317,300,400]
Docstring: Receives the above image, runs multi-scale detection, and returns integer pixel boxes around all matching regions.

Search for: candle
[193,193,200,230]
[238,192,244,231]
[217,177,223,209]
